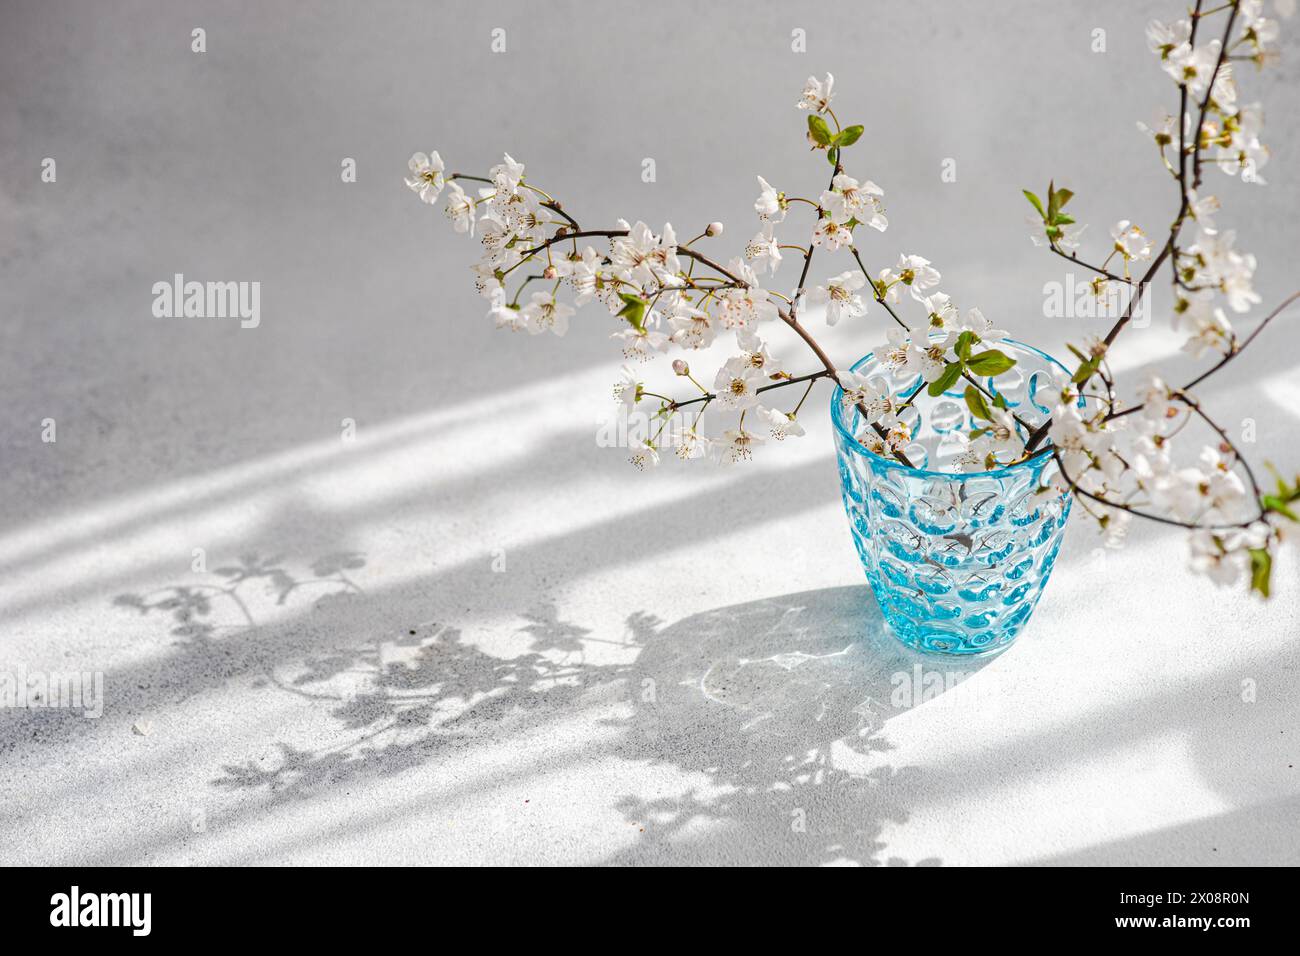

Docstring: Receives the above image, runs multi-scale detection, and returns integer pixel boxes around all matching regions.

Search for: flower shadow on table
[138,562,985,865]
[601,586,961,866]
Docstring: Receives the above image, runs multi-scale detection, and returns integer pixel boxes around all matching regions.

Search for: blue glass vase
[831,339,1073,656]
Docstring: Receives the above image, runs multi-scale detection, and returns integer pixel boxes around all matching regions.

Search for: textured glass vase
[831,339,1073,656]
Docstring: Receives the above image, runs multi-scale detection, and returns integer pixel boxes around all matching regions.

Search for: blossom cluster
[408,72,1017,472]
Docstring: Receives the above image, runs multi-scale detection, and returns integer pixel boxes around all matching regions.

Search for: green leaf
[1047,180,1059,220]
[1022,189,1046,221]
[1071,355,1100,385]
[807,115,833,146]
[1054,213,1076,225]
[1053,187,1074,211]
[616,293,647,331]
[1261,494,1300,523]
[992,391,1009,409]
[827,146,840,167]
[1249,548,1272,598]
[834,125,864,147]
[964,385,994,422]
[955,330,976,361]
[927,361,964,397]
[966,349,1017,376]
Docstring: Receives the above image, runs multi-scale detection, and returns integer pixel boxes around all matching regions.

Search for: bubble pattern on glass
[831,340,1072,655]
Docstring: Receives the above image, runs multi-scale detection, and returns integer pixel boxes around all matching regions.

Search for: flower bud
[706,222,724,237]
[542,265,558,279]
[672,359,690,376]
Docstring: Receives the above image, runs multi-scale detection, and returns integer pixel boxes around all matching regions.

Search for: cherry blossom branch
[1053,446,1262,531]
[1054,450,1209,529]
[1107,290,1300,423]
[514,228,750,287]
[1022,0,1219,455]
[669,369,830,410]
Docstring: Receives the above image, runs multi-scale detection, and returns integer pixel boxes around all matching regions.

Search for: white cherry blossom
[919,292,960,335]
[715,274,779,330]
[959,307,1007,342]
[1164,40,1235,105]
[1136,107,1179,145]
[628,439,660,471]
[1146,18,1191,58]
[810,271,867,326]
[980,407,1025,463]
[1185,228,1260,313]
[713,362,767,410]
[667,303,717,349]
[672,428,711,461]
[811,215,854,250]
[1217,102,1269,182]
[893,254,941,301]
[443,181,475,235]
[745,223,782,275]
[1187,190,1220,228]
[613,366,642,409]
[406,151,446,203]
[758,405,806,440]
[1111,220,1152,262]
[612,326,670,360]
[797,73,834,114]
[1136,373,1174,429]
[754,176,786,222]
[1030,219,1087,251]
[836,370,901,427]
[871,326,912,376]
[734,329,778,374]
[820,174,887,231]
[611,220,682,289]
[717,428,765,464]
[489,153,526,195]
[488,294,525,332]
[522,292,574,336]
[907,329,954,383]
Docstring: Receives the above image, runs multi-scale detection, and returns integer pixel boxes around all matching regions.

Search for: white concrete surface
[2,0,1298,866]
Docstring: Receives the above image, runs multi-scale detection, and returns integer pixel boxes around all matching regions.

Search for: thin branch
[1049,244,1134,285]
[542,200,580,231]
[669,369,830,410]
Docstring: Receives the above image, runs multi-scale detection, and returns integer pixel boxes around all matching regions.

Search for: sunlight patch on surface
[1263,370,1300,418]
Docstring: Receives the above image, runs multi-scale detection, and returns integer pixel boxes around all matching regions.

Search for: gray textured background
[2,1,1298,865]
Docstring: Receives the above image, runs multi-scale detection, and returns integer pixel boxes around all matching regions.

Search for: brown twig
[669,369,830,410]
[1049,244,1134,285]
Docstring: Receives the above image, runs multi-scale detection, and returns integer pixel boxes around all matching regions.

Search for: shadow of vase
[603,584,997,865]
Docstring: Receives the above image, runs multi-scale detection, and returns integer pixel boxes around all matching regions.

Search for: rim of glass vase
[829,337,1070,482]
